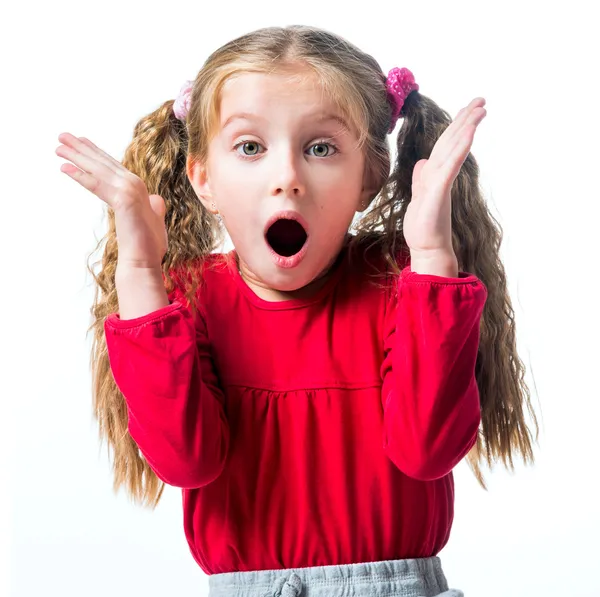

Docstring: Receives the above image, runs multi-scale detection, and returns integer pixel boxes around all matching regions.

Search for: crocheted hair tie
[385,67,419,133]
[173,80,193,121]
[173,67,419,133]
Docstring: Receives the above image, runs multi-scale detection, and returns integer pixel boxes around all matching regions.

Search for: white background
[1,1,599,595]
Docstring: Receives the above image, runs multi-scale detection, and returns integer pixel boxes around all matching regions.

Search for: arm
[104,268,229,489]
[380,261,487,481]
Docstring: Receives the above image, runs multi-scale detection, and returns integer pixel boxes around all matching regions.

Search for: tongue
[266,219,307,257]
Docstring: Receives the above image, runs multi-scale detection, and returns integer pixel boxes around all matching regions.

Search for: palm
[56,133,168,268]
[403,97,487,256]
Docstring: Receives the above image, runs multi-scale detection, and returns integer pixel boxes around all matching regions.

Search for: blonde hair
[87,24,539,507]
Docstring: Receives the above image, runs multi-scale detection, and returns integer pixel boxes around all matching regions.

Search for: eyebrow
[221,112,350,132]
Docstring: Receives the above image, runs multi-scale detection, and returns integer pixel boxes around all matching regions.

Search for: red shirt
[104,243,487,574]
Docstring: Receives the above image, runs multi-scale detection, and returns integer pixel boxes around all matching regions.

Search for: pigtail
[86,100,222,507]
[359,91,540,490]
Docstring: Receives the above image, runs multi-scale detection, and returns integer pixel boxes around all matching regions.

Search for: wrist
[409,250,459,277]
[114,265,170,320]
[115,263,164,283]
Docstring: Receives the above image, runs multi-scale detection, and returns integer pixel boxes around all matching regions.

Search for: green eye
[240,141,260,156]
[310,143,331,157]
[233,140,339,159]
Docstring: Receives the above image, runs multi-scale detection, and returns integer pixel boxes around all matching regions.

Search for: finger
[57,133,121,174]
[78,136,125,169]
[55,143,117,183]
[468,106,487,127]
[148,194,166,220]
[435,98,486,155]
[437,124,478,184]
[60,163,104,198]
[429,104,486,171]
[451,98,486,130]
[411,159,428,187]
[447,107,486,157]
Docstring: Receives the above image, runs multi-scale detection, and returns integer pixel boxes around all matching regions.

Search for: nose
[270,147,306,198]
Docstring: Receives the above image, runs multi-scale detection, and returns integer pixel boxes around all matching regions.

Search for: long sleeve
[104,291,230,490]
[380,264,488,482]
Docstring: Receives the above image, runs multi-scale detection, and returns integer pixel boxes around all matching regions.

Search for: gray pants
[208,557,463,596]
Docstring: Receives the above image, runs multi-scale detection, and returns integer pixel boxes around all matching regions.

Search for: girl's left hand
[403,97,487,264]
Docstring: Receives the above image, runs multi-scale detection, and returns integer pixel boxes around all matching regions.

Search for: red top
[104,243,487,575]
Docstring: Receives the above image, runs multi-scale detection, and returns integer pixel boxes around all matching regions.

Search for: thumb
[148,194,167,220]
[412,159,428,187]
[148,194,168,255]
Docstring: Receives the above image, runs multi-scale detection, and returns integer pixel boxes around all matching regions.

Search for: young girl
[57,25,538,597]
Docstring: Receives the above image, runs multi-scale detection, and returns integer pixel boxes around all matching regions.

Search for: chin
[258,261,321,292]
[235,213,346,291]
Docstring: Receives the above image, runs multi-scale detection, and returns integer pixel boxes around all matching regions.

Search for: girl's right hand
[56,133,168,270]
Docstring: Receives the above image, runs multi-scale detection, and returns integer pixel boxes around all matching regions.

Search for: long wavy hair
[87,24,540,507]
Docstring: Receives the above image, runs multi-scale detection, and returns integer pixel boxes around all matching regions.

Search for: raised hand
[56,133,168,270]
[403,97,487,270]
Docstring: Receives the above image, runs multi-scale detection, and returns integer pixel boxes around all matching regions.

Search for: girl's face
[188,69,375,300]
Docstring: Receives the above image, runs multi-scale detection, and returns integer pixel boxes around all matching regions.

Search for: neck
[236,252,342,303]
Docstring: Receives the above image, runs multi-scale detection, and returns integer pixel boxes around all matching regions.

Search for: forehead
[218,71,349,130]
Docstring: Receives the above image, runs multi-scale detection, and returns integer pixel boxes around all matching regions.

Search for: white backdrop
[2,1,599,595]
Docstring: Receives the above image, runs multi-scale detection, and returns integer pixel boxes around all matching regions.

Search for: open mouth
[265,217,308,257]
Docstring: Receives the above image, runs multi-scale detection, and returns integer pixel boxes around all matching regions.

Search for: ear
[356,167,379,213]
[186,157,218,214]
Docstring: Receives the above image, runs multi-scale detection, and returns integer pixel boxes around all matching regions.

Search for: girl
[56,25,538,597]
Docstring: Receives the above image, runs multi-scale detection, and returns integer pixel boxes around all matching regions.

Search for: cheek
[318,169,363,206]
[219,200,260,243]
[317,186,360,217]
[313,205,356,243]
[210,172,253,224]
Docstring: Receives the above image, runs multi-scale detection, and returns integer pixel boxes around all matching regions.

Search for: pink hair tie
[385,67,419,133]
[173,69,417,129]
[173,80,194,121]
